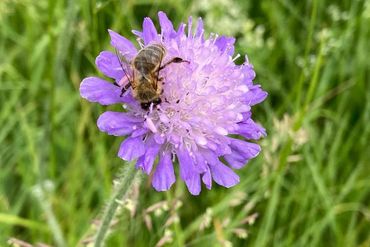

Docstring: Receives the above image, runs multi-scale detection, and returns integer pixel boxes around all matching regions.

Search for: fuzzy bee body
[116,43,188,110]
[133,44,165,75]
[131,44,166,109]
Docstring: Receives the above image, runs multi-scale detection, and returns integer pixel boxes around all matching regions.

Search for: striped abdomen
[133,44,166,75]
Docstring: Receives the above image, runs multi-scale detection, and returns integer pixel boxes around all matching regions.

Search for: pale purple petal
[235,119,267,140]
[209,162,240,188]
[228,138,261,160]
[224,152,246,169]
[142,17,158,44]
[177,148,201,195]
[95,51,124,81]
[187,16,192,37]
[194,152,208,173]
[241,63,256,83]
[195,18,204,39]
[202,169,212,190]
[140,145,161,174]
[97,111,143,136]
[135,137,161,174]
[135,155,145,170]
[176,23,185,37]
[177,148,195,179]
[203,150,240,185]
[152,151,176,191]
[118,136,146,161]
[215,36,235,55]
[80,77,126,105]
[158,11,175,39]
[132,30,143,39]
[244,85,268,105]
[108,29,137,60]
[184,175,201,195]
[131,128,148,138]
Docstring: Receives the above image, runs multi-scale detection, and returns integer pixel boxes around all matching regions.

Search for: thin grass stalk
[94,164,138,247]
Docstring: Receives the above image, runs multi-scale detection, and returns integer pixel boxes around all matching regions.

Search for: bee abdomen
[134,44,165,73]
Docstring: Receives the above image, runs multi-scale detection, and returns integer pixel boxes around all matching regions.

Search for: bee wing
[152,53,164,90]
[115,48,133,84]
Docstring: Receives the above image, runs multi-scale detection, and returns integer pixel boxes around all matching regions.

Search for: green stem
[94,164,138,247]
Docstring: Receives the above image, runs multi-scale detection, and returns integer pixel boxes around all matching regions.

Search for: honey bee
[116,43,188,110]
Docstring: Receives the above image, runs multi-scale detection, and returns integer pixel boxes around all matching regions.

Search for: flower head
[80,12,267,195]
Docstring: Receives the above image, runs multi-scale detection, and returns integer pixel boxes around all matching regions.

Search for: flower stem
[94,164,138,247]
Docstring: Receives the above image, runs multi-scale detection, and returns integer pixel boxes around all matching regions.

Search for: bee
[116,43,188,110]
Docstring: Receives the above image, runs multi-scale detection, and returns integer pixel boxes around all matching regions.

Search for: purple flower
[80,12,267,195]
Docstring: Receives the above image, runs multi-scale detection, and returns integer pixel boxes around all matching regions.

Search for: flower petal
[80,77,126,105]
[118,136,146,161]
[177,148,195,179]
[187,16,192,37]
[176,23,186,37]
[202,168,212,190]
[229,138,261,159]
[97,111,143,136]
[177,148,201,195]
[202,150,239,187]
[108,29,137,60]
[194,152,208,173]
[141,145,161,174]
[131,128,148,138]
[224,138,261,169]
[142,17,158,44]
[95,51,124,81]
[132,30,143,40]
[235,119,266,140]
[224,152,246,169]
[241,62,256,83]
[152,151,176,191]
[195,18,204,39]
[158,11,176,39]
[185,175,201,196]
[209,162,240,188]
[215,36,235,55]
[244,85,268,105]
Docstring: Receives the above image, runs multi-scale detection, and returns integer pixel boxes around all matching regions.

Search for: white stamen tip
[195,136,207,146]
[146,117,158,133]
[232,54,241,62]
[237,85,249,93]
[215,127,228,136]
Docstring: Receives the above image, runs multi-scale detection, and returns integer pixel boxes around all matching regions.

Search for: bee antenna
[115,48,132,84]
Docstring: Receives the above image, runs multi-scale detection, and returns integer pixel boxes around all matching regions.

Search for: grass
[1,0,369,246]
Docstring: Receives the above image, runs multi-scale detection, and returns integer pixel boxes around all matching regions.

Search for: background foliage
[1,0,369,246]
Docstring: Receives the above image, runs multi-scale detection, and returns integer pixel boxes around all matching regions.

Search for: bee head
[141,98,162,110]
[141,102,151,110]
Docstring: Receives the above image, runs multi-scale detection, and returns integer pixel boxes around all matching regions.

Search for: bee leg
[113,82,120,87]
[120,82,132,97]
[159,57,190,71]
[124,82,132,90]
